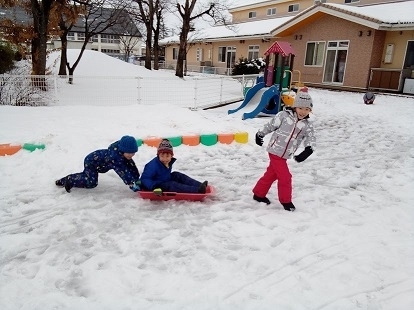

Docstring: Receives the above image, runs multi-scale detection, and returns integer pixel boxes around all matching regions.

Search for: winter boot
[198,181,208,193]
[64,177,73,193]
[281,202,296,212]
[55,179,65,187]
[253,195,271,205]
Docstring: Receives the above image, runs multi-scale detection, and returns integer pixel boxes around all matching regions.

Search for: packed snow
[0,50,413,309]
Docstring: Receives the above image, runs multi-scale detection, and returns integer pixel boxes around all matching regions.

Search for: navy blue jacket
[84,141,140,186]
[140,156,177,190]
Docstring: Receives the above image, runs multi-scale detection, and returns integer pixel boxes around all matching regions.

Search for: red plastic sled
[138,185,215,201]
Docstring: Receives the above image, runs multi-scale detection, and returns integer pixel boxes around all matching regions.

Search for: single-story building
[161,0,414,94]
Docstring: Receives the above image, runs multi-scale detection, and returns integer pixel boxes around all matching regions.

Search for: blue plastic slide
[228,82,280,120]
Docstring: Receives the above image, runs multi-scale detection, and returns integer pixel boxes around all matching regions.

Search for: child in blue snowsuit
[140,139,208,195]
[55,135,141,193]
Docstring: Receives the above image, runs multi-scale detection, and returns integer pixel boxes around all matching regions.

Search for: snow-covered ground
[1,50,413,309]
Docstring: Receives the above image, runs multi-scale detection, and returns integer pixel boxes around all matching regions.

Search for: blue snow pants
[158,171,202,193]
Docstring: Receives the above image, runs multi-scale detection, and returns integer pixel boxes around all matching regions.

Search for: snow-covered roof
[323,1,414,25]
[160,1,414,45]
[271,0,414,35]
[160,16,293,45]
[228,0,274,11]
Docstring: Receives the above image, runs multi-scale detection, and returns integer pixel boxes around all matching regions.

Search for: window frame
[248,11,256,19]
[267,8,276,16]
[288,4,299,12]
[196,48,203,62]
[304,41,326,67]
[248,45,260,60]
[100,34,120,44]
[172,48,178,60]
[218,46,226,63]
[67,32,75,40]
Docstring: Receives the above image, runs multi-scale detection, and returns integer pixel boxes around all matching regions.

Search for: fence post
[193,78,198,110]
[136,77,141,104]
[54,75,58,104]
[242,75,245,96]
[220,77,223,104]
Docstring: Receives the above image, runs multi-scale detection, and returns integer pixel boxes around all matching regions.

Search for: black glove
[255,132,264,146]
[294,146,313,163]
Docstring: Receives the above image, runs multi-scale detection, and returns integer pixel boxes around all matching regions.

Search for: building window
[344,0,359,3]
[403,41,414,68]
[323,40,349,83]
[173,48,178,60]
[248,11,256,19]
[305,41,325,66]
[92,35,99,42]
[101,34,120,44]
[196,48,203,61]
[67,32,75,40]
[77,32,85,41]
[288,4,299,12]
[267,8,276,16]
[101,49,120,54]
[218,46,226,62]
[248,45,260,60]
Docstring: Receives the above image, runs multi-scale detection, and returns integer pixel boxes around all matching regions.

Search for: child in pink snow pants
[253,87,316,211]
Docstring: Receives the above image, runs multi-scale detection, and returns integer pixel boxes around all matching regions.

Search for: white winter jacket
[258,108,315,159]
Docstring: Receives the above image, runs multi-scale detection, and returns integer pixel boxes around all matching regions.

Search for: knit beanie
[118,135,138,153]
[293,87,313,110]
[157,139,174,156]
[363,92,375,104]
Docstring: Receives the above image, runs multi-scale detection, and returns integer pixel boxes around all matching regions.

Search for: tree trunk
[58,16,71,76]
[153,31,160,70]
[30,0,53,76]
[66,36,89,84]
[58,34,68,76]
[145,30,152,70]
[175,22,190,78]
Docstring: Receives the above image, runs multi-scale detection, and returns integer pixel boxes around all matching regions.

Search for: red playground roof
[264,41,295,56]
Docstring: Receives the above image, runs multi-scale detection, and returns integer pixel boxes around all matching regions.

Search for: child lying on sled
[140,139,208,195]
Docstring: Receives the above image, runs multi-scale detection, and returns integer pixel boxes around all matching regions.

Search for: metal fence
[150,62,232,76]
[0,74,259,109]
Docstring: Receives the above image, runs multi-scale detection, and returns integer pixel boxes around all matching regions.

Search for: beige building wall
[230,0,391,23]
[164,1,412,90]
[167,39,274,69]
[287,14,382,88]
[231,0,313,23]
[381,31,414,69]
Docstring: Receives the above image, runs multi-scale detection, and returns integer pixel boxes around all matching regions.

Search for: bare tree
[53,1,82,75]
[29,0,57,76]
[118,16,141,62]
[174,0,229,78]
[0,0,64,76]
[152,3,163,70]
[64,0,131,83]
[133,0,155,70]
[131,0,170,70]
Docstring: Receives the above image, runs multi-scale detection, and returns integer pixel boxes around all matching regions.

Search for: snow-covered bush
[0,62,51,106]
[232,57,266,75]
